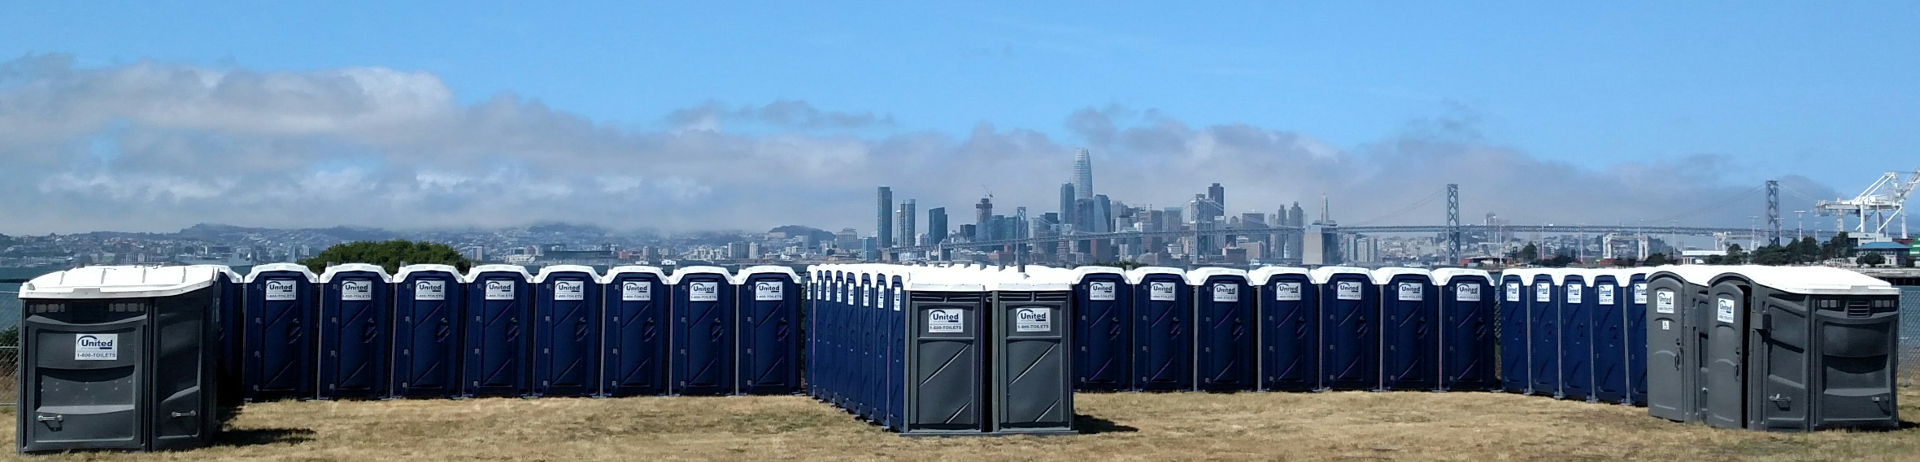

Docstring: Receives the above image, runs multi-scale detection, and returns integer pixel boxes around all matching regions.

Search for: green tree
[1749,245,1793,266]
[1790,237,1820,263]
[1515,243,1539,264]
[1644,253,1671,266]
[1613,257,1639,267]
[298,240,474,274]
[1723,243,1746,265]
[1856,252,1886,267]
[1823,232,1855,259]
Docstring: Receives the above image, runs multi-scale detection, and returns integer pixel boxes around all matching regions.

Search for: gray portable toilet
[1644,265,1724,423]
[18,266,222,452]
[1729,266,1902,432]
[986,266,1076,435]
[901,265,989,435]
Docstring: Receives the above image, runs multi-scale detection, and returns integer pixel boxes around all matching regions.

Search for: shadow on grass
[1074,414,1138,434]
[214,427,315,447]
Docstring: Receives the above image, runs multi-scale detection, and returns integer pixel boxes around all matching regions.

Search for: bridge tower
[1766,180,1781,246]
[1447,183,1461,264]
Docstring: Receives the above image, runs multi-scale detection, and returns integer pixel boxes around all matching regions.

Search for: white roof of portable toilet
[604,266,668,282]
[22,265,226,299]
[667,265,733,285]
[1124,267,1186,285]
[533,265,600,284]
[1648,265,1726,286]
[1501,268,1564,285]
[1248,267,1310,284]
[1368,267,1432,285]
[908,264,989,292]
[394,264,467,283]
[736,265,801,283]
[1069,266,1127,284]
[319,263,393,284]
[1431,268,1492,286]
[1733,266,1900,296]
[185,265,243,284]
[464,264,533,282]
[1185,267,1249,286]
[1308,266,1369,284]
[986,268,1072,291]
[1558,269,1596,286]
[243,263,320,284]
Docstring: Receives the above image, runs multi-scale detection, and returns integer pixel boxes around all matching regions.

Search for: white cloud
[0,54,1831,236]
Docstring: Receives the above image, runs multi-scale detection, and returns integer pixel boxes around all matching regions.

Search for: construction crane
[1814,168,1919,241]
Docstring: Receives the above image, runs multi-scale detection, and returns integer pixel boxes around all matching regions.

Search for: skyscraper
[877,187,893,249]
[1092,194,1113,233]
[975,197,993,240]
[897,199,916,247]
[1059,182,1077,230]
[1207,183,1225,212]
[1073,148,1094,200]
[927,207,948,245]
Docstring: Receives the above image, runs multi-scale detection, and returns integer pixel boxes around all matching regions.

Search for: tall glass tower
[1073,148,1094,200]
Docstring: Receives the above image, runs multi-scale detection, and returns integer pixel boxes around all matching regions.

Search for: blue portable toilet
[1559,271,1595,401]
[603,266,669,397]
[1069,266,1131,391]
[1433,268,1497,392]
[1311,267,1377,391]
[193,266,245,406]
[885,270,908,429]
[391,264,465,398]
[1590,269,1629,404]
[532,265,601,397]
[242,263,320,401]
[1527,269,1563,397]
[737,265,801,395]
[1374,267,1437,391]
[670,266,736,395]
[1189,268,1255,392]
[1127,267,1191,391]
[463,264,534,397]
[317,264,392,400]
[1250,267,1317,392]
[1621,269,1650,406]
[1497,270,1531,394]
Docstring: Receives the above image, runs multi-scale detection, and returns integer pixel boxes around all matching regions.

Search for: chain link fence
[1900,286,1919,388]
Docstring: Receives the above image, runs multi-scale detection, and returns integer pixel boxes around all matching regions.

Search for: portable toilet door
[463,265,534,398]
[670,266,736,396]
[1591,270,1629,404]
[1559,271,1595,401]
[1312,267,1377,391]
[1526,270,1562,398]
[242,263,320,402]
[1624,271,1650,406]
[532,265,602,397]
[194,266,245,407]
[737,266,800,395]
[804,269,818,399]
[1735,267,1902,432]
[1190,268,1255,392]
[1434,268,1496,392]
[603,266,668,397]
[887,272,908,430]
[1128,267,1191,391]
[1069,266,1131,391]
[1645,266,1721,422]
[317,264,393,400]
[390,264,465,398]
[856,271,876,419]
[1376,268,1438,391]
[1497,270,1531,394]
[1251,267,1317,392]
[18,266,223,452]
[1699,272,1750,429]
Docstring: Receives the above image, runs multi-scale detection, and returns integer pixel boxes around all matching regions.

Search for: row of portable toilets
[15,263,802,452]
[13,262,1902,451]
[805,264,1077,436]
[1057,264,1902,433]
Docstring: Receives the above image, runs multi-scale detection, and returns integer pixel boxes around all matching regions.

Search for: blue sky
[0,2,1915,233]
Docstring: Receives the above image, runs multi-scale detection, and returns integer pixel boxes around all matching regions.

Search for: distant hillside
[768,225,836,242]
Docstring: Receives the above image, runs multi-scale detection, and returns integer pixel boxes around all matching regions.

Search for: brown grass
[3,388,1918,461]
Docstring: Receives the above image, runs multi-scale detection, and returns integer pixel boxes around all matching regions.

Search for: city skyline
[0,4,1914,236]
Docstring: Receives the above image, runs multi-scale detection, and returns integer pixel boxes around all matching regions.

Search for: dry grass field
[3,388,1918,462]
